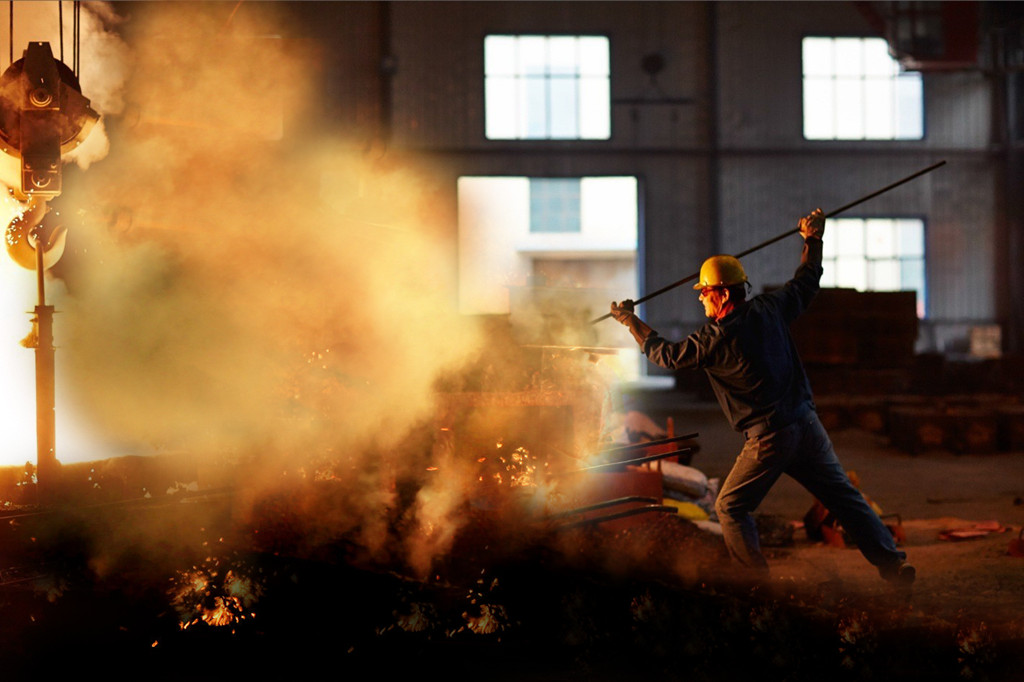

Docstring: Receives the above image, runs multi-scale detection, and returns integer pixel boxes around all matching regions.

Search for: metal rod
[591,160,947,324]
[545,495,661,520]
[34,300,56,502]
[32,229,58,502]
[595,432,699,458]
[554,505,679,530]
[558,447,694,474]
[0,486,237,521]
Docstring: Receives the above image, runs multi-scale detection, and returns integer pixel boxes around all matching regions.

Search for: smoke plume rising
[54,3,484,477]
[3,3,626,578]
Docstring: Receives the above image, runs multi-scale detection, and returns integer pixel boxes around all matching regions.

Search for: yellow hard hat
[693,255,747,290]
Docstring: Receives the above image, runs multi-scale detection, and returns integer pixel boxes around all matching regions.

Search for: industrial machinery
[0,40,99,498]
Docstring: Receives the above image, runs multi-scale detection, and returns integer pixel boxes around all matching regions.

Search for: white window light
[529,178,582,233]
[802,36,923,140]
[821,217,927,317]
[485,35,610,140]
[457,176,637,314]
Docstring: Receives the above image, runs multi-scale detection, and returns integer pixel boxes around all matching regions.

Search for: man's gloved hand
[610,299,654,345]
[610,299,636,324]
[799,208,825,240]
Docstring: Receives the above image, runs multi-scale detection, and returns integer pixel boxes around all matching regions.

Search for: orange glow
[170,562,264,631]
[200,597,242,628]
[392,602,435,633]
[0,2,487,478]
[462,603,508,635]
[499,446,537,488]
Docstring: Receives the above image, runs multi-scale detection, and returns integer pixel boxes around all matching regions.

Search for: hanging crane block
[0,41,99,199]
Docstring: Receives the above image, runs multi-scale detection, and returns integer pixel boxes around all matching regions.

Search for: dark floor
[1,378,1022,681]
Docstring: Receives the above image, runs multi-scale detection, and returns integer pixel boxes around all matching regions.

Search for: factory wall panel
[712,1,998,353]
[715,1,992,152]
[923,158,999,352]
[635,157,713,336]
[387,1,711,150]
[298,1,1007,357]
[716,1,875,150]
[284,2,386,143]
[924,72,993,149]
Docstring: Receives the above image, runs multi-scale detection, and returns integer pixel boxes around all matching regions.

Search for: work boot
[880,560,916,588]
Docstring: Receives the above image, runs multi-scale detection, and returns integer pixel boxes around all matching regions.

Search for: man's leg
[715,425,799,572]
[786,413,910,581]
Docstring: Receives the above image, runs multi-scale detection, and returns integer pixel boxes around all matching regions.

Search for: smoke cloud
[54,2,484,474]
[1,3,631,579]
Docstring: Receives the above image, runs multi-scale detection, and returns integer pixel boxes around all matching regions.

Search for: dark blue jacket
[642,238,823,435]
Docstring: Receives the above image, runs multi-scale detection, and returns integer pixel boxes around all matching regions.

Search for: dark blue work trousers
[715,410,906,574]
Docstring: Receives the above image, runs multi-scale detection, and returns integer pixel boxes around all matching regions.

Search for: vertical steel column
[989,4,1024,355]
[33,241,57,500]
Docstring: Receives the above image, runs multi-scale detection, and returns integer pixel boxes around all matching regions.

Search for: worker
[609,209,915,588]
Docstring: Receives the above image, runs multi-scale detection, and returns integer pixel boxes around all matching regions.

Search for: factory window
[457,175,637,316]
[802,36,923,140]
[821,217,927,317]
[529,178,582,233]
[484,35,611,140]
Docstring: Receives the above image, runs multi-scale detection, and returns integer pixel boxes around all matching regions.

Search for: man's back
[701,285,815,434]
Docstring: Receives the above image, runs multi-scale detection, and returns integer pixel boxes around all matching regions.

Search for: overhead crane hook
[5,194,67,271]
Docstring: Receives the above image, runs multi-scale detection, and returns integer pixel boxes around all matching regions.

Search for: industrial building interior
[0,1,1021,680]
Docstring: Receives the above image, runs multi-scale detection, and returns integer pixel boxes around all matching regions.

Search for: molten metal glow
[495,446,537,488]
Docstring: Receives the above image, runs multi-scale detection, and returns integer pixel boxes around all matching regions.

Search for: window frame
[528,177,583,233]
[801,34,925,142]
[820,214,928,318]
[456,174,640,314]
[483,33,612,141]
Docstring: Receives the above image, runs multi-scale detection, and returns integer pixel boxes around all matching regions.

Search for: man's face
[699,287,728,319]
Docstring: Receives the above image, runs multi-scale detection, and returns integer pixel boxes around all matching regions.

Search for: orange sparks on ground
[170,563,263,631]
[462,603,508,635]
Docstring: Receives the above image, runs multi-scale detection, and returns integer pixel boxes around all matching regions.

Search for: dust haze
[52,3,484,479]
[0,2,631,579]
